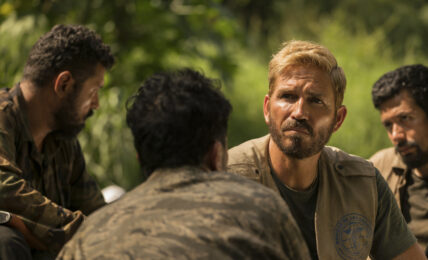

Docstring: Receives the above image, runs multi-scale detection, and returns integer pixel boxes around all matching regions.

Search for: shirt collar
[11,83,33,143]
[13,83,63,157]
[390,150,409,176]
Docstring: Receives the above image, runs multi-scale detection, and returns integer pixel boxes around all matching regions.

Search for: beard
[269,116,335,159]
[52,89,93,139]
[396,141,428,169]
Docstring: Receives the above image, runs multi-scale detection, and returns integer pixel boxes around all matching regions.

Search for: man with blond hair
[228,40,425,259]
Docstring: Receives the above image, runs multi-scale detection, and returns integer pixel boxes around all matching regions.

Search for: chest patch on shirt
[335,213,373,260]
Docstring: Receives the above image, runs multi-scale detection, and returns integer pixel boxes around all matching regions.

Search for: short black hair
[23,24,114,88]
[126,68,232,176]
[372,64,428,116]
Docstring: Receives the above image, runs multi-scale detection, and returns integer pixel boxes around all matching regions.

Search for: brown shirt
[370,147,428,248]
[0,85,105,255]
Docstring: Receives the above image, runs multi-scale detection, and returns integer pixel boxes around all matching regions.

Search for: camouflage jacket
[0,85,105,255]
[58,166,311,260]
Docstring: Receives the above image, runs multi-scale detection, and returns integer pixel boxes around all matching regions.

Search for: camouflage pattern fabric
[0,85,106,255]
[58,166,310,260]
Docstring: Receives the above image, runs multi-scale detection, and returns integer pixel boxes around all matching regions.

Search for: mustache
[281,119,313,135]
[395,141,418,151]
[85,110,94,119]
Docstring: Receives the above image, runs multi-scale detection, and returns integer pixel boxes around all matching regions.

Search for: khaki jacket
[369,148,407,208]
[370,147,428,248]
[228,135,378,260]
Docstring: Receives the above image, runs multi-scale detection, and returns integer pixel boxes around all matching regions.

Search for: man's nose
[291,98,309,121]
[91,93,99,110]
[390,124,406,144]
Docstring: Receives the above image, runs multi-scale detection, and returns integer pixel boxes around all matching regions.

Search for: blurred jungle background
[1,0,428,190]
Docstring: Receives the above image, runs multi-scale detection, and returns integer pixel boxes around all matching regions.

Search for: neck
[20,81,55,152]
[268,138,320,191]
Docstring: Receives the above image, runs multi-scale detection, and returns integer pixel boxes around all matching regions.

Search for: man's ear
[263,94,270,125]
[53,71,75,98]
[333,105,347,132]
[206,141,227,171]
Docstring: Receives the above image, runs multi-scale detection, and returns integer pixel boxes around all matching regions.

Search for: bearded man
[227,40,425,259]
[0,24,114,259]
[58,69,310,260]
[370,64,428,257]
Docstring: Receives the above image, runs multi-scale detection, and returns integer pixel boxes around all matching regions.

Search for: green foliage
[1,0,427,190]
[0,14,46,87]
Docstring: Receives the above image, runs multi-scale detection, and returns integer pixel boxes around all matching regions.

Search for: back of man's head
[372,64,428,117]
[23,24,114,88]
[126,68,232,176]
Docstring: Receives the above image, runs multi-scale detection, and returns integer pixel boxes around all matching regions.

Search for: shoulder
[0,88,14,110]
[210,171,276,199]
[227,135,270,180]
[369,147,401,174]
[228,135,269,164]
[322,146,376,177]
[0,89,18,128]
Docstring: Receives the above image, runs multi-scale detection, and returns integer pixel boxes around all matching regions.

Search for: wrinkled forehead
[272,64,332,90]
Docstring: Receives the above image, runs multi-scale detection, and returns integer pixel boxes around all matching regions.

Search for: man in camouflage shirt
[0,25,114,259]
[58,69,311,259]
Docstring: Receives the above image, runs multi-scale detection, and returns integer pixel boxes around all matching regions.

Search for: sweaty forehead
[277,65,332,90]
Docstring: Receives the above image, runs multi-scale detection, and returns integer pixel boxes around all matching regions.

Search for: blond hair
[268,40,346,108]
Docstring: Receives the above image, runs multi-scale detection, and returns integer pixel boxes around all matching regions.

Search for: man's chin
[400,153,427,169]
[52,124,85,139]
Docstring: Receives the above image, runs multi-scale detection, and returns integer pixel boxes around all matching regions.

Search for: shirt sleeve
[370,169,417,259]
[0,111,84,254]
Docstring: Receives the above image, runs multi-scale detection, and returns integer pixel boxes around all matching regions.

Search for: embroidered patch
[335,213,373,260]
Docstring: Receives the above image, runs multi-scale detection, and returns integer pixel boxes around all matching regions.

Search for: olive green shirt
[58,166,311,260]
[0,85,105,255]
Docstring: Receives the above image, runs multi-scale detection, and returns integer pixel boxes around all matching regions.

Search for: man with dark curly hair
[0,24,114,259]
[370,64,428,257]
[58,69,311,260]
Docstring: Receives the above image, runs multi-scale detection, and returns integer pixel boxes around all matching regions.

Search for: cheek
[270,101,292,119]
[312,113,336,132]
[81,98,93,110]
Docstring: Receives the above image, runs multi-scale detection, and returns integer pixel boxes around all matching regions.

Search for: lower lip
[399,147,416,156]
[285,129,309,135]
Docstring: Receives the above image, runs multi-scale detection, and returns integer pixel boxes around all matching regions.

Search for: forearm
[1,172,85,252]
[7,214,47,250]
[392,243,427,260]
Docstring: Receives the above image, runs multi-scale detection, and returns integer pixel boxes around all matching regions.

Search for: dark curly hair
[126,68,232,177]
[22,24,114,88]
[372,64,428,116]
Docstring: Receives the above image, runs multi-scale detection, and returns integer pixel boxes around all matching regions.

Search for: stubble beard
[396,141,428,169]
[269,116,335,159]
[52,88,93,139]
